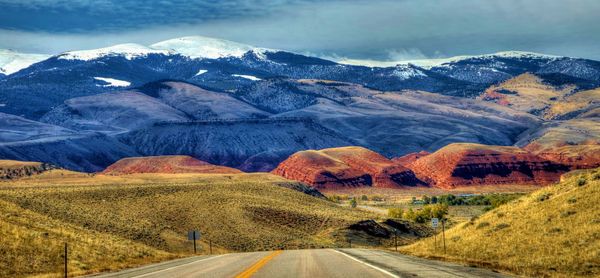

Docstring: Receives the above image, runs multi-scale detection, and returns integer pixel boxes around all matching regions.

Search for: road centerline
[235,250,283,278]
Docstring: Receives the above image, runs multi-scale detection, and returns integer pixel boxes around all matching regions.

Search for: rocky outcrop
[407,143,570,189]
[102,155,242,175]
[0,160,57,180]
[272,146,423,189]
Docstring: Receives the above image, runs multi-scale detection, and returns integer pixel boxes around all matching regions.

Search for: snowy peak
[150,36,264,59]
[338,51,562,69]
[486,51,560,59]
[391,64,427,80]
[57,43,173,61]
[0,49,50,75]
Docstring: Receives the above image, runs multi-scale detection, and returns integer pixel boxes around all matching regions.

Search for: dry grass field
[0,172,377,277]
[401,168,600,277]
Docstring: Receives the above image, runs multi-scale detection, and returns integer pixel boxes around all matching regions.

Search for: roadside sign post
[188,230,201,254]
[442,219,446,254]
[431,218,439,252]
[349,239,352,248]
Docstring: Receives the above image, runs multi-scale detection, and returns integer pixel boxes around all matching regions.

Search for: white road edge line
[331,249,399,278]
[131,254,228,278]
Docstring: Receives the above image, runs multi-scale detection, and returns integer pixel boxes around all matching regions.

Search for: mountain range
[0,36,598,177]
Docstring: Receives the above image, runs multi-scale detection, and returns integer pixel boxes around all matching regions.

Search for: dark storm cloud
[0,0,323,32]
[1,0,599,61]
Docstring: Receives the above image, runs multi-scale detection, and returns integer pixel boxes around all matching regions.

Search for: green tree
[350,198,357,208]
[361,195,368,201]
[430,203,449,219]
[422,195,431,204]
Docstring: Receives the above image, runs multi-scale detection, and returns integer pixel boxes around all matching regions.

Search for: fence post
[64,242,68,278]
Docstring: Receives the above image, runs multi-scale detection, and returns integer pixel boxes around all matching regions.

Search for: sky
[1,0,600,61]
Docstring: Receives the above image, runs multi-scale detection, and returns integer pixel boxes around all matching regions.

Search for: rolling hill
[102,155,242,175]
[407,143,569,189]
[0,169,378,276]
[272,146,423,189]
[402,167,600,277]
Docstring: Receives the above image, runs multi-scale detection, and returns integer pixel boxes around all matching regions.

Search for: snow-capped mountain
[1,35,600,119]
[151,36,268,59]
[0,49,50,75]
[1,36,599,173]
[57,43,173,61]
[337,51,560,69]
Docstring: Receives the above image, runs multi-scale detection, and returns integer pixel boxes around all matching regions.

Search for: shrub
[476,222,490,229]
[387,207,404,218]
[328,195,342,203]
[403,208,416,220]
[350,198,357,208]
[494,223,510,231]
[537,193,552,202]
[370,195,384,202]
[430,196,438,204]
[361,195,368,201]
[422,195,431,204]
[577,178,587,186]
[402,204,448,223]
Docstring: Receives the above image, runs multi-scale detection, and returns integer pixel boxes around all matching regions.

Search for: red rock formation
[524,142,600,169]
[392,151,430,166]
[102,155,242,175]
[272,146,423,189]
[407,143,569,189]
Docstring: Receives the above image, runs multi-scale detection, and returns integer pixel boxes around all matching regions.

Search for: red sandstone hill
[392,151,430,166]
[407,143,570,189]
[524,142,600,170]
[271,146,423,189]
[102,155,242,175]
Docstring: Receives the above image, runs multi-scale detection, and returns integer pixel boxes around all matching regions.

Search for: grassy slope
[401,168,600,277]
[0,199,173,277]
[0,173,375,276]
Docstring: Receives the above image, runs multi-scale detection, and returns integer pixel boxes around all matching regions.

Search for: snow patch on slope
[94,77,131,87]
[0,49,50,75]
[232,74,261,81]
[194,69,208,76]
[58,43,172,61]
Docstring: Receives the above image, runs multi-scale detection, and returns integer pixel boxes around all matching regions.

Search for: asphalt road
[92,249,510,278]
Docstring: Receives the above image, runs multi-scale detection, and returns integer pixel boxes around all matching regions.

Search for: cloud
[0,0,331,32]
[1,0,599,61]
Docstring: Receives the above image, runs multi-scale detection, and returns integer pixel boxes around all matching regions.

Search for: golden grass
[0,160,43,168]
[0,199,173,278]
[546,87,600,119]
[401,168,600,277]
[0,172,377,276]
[480,73,575,114]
